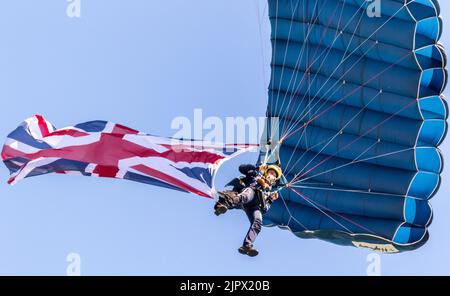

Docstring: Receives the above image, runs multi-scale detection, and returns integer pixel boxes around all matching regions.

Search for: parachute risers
[259,116,282,165]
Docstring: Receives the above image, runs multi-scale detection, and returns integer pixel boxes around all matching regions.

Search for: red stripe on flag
[112,124,139,135]
[93,165,120,178]
[47,129,89,137]
[2,133,226,168]
[132,164,211,198]
[1,145,29,161]
[35,115,50,137]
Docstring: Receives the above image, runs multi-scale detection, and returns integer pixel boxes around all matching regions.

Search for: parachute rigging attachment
[259,116,282,166]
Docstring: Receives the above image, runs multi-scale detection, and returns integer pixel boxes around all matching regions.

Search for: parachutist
[214,164,284,257]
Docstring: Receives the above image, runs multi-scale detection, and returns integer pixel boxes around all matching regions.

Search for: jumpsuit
[233,164,275,247]
[237,187,263,247]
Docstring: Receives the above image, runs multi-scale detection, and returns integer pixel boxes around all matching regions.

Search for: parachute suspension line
[271,3,403,182]
[288,187,357,234]
[280,11,368,139]
[271,0,346,152]
[272,0,302,103]
[291,99,415,186]
[262,142,271,165]
[272,0,321,117]
[260,137,283,167]
[278,191,308,231]
[274,0,343,131]
[268,4,416,198]
[294,139,379,183]
[273,0,333,125]
[270,0,280,109]
[280,4,407,141]
[283,3,419,189]
[280,3,403,133]
[280,4,401,138]
[281,42,380,176]
[277,1,368,138]
[281,50,412,143]
[266,140,282,165]
[288,98,418,185]
[283,81,381,176]
[281,126,309,176]
[292,181,331,186]
[260,114,283,166]
[289,104,416,186]
[253,0,269,93]
[278,0,350,137]
[294,147,415,185]
[283,89,381,177]
[290,187,382,236]
[280,39,379,139]
[290,184,409,199]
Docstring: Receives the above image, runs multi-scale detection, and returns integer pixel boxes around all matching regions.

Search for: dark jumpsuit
[233,164,275,247]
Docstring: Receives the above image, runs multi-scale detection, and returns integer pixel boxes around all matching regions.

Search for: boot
[214,191,240,216]
[238,245,259,257]
[218,191,240,207]
[214,201,228,216]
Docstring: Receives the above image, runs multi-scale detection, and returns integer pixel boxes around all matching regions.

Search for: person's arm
[256,176,271,190]
[238,164,258,176]
[269,176,287,202]
[270,191,279,201]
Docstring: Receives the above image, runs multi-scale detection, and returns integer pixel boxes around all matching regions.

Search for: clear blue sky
[0,1,449,275]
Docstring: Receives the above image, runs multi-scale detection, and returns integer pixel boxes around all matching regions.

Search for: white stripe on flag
[8,157,60,185]
[43,132,101,149]
[85,163,97,174]
[103,122,116,133]
[25,117,45,140]
[119,156,214,196]
[4,138,42,154]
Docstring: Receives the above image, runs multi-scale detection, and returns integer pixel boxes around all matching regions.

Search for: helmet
[264,164,282,180]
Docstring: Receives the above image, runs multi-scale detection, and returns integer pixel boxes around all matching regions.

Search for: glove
[271,192,279,201]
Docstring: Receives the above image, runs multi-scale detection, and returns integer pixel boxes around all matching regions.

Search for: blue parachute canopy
[262,0,447,253]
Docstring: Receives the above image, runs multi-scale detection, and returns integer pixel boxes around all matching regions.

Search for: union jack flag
[2,115,254,198]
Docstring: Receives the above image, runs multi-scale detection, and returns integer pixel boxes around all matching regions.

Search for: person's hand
[272,192,279,200]
[256,176,266,187]
[257,176,271,190]
[259,164,268,172]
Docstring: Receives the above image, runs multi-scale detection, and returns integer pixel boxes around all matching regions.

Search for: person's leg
[243,207,263,247]
[237,187,256,205]
[238,206,262,257]
[214,190,240,216]
[215,187,256,216]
